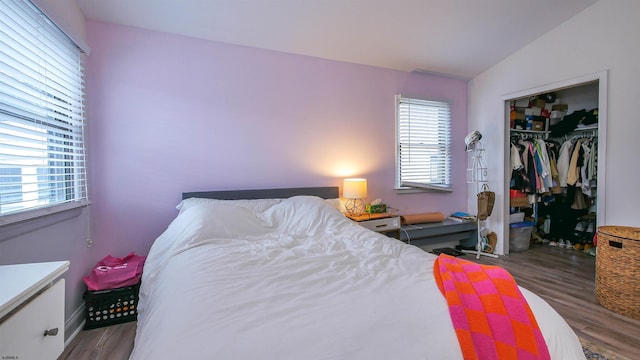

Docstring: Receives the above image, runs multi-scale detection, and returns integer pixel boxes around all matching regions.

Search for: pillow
[324,198,346,213]
[142,203,273,299]
[154,204,274,254]
[261,196,349,235]
[185,204,273,239]
[176,197,283,214]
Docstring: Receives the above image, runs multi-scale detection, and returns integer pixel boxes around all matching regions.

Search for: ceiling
[75,0,598,79]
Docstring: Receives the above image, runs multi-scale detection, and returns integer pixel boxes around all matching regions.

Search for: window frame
[0,0,88,226]
[395,94,453,193]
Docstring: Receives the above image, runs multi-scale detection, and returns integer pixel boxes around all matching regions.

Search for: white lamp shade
[343,178,367,199]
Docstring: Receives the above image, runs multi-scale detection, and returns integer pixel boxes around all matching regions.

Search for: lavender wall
[0,208,94,338]
[86,21,469,258]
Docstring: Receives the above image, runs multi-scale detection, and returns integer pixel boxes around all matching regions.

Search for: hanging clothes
[510,114,598,245]
[556,139,573,187]
[535,139,553,191]
[548,143,561,194]
[588,139,597,181]
[512,139,530,193]
[510,137,556,196]
[511,143,524,170]
[509,134,597,230]
[566,138,584,186]
[580,140,592,196]
[525,141,539,193]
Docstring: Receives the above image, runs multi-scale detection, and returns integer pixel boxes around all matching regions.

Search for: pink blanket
[433,254,550,360]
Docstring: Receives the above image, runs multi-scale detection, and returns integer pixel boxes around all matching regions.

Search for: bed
[129,187,585,359]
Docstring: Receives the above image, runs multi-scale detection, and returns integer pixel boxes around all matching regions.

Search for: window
[396,94,452,192]
[0,0,87,223]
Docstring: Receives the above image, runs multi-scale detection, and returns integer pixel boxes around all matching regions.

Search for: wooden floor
[59,244,640,360]
[59,320,136,360]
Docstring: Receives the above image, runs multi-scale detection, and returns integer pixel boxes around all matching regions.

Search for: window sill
[0,201,89,243]
[396,187,453,194]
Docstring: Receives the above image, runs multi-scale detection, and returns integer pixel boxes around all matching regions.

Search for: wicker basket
[595,226,640,320]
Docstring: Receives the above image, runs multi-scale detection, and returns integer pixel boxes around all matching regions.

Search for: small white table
[0,261,70,360]
[347,213,402,239]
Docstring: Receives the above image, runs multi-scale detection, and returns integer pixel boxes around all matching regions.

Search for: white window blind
[396,94,452,192]
[0,0,87,223]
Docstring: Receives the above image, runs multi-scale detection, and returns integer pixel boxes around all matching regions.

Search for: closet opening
[502,71,607,255]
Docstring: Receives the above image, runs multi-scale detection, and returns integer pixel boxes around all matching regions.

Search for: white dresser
[0,261,69,360]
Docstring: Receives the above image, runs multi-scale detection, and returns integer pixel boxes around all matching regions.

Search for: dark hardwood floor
[59,244,640,360]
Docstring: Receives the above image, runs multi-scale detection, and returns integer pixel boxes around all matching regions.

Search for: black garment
[550,109,586,137]
[511,168,530,192]
[526,145,537,194]
[510,141,531,193]
[546,192,588,242]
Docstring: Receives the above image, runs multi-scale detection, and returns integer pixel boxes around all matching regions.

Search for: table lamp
[343,178,367,215]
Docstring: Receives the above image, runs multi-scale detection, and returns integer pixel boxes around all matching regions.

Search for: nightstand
[347,213,402,239]
[0,261,69,360]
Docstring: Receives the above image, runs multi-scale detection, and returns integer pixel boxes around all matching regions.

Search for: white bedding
[130,196,585,359]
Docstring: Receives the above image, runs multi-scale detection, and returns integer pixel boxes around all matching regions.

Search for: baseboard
[64,303,86,347]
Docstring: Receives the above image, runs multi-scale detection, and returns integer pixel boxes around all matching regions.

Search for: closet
[507,80,602,253]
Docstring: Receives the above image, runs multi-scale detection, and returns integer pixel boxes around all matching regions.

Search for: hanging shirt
[511,143,524,170]
[567,139,584,186]
[548,146,561,192]
[588,139,597,181]
[581,140,592,196]
[556,140,573,187]
[535,139,553,190]
[525,142,538,194]
[510,142,530,193]
[519,140,531,173]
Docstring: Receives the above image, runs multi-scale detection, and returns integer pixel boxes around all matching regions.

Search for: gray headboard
[182,186,339,200]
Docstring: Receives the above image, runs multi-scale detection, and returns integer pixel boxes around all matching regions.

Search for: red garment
[83,252,146,291]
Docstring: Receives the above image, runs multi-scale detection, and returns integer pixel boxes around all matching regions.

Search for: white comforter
[130,196,585,360]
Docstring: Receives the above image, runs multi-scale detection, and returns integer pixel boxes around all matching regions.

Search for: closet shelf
[575,124,598,131]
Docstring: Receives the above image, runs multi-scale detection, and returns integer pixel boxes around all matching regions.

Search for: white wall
[468,0,640,254]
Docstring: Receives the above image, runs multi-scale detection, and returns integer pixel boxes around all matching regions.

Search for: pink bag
[83,252,146,291]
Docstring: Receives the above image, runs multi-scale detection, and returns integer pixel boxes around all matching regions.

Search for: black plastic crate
[84,282,140,330]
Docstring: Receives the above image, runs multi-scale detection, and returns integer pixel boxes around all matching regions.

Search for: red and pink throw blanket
[433,254,550,360]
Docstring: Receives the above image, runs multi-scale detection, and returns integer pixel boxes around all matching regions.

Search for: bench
[400,218,478,250]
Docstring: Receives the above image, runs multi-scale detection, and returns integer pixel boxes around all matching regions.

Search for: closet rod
[511,132,547,140]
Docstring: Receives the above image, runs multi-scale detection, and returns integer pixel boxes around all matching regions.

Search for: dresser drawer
[0,279,65,360]
[358,216,401,232]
